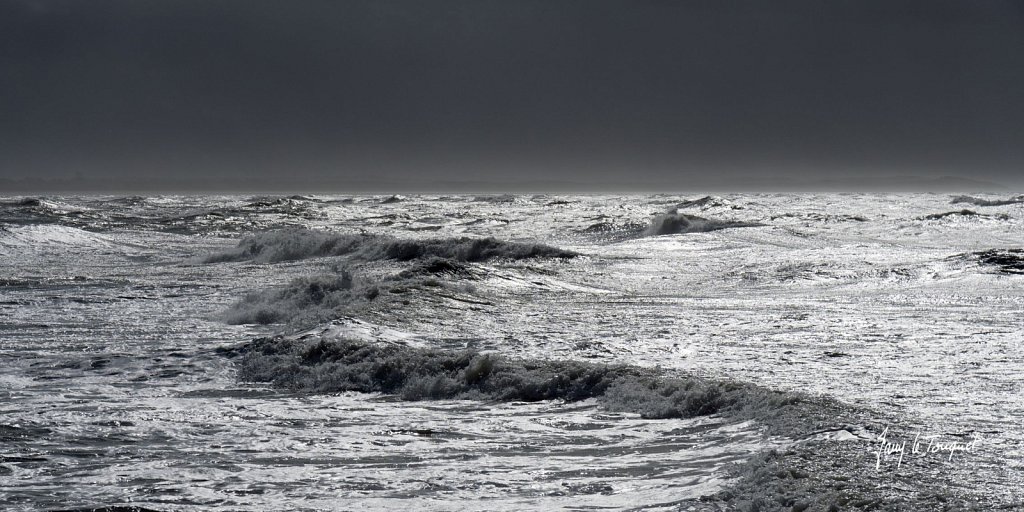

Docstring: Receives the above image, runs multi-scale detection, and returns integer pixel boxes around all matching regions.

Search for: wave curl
[204,228,577,264]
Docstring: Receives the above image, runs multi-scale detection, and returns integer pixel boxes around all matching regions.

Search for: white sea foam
[0,224,120,254]
[2,192,1021,511]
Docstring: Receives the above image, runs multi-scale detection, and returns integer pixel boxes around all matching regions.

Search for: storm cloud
[1,1,1022,191]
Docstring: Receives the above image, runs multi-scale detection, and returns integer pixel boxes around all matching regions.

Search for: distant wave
[950,195,1024,207]
[575,211,760,239]
[643,213,762,236]
[250,194,318,202]
[204,228,578,264]
[731,260,919,285]
[769,212,869,223]
[243,195,322,209]
[0,224,119,252]
[920,209,1010,221]
[0,197,43,208]
[0,197,104,226]
[231,196,327,218]
[0,196,328,233]
[155,197,327,234]
[204,229,365,263]
[0,197,65,210]
[672,195,742,210]
[544,199,577,206]
[472,194,517,203]
[227,334,806,421]
[101,195,149,206]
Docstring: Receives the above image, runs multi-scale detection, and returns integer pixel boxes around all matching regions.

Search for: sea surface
[1,193,1022,511]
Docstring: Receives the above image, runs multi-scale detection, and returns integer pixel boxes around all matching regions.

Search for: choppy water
[1,193,1022,510]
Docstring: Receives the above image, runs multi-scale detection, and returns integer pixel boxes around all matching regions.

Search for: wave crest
[204,228,577,263]
[229,335,806,421]
[672,195,740,210]
[205,229,365,263]
[921,209,1010,221]
[221,271,381,325]
[643,213,762,236]
[950,195,1024,207]
[222,259,481,325]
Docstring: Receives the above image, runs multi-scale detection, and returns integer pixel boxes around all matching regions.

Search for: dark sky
[2,0,1023,190]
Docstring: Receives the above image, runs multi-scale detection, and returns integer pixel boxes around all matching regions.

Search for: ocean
[1,193,1021,511]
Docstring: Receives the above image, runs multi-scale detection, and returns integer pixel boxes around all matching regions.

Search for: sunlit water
[1,193,1022,510]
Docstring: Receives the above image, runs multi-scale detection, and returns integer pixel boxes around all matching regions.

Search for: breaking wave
[227,335,808,422]
[950,195,1024,207]
[222,259,477,325]
[204,228,578,264]
[204,229,365,263]
[221,271,381,325]
[352,236,576,262]
[220,333,980,509]
[576,211,760,239]
[643,213,762,236]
